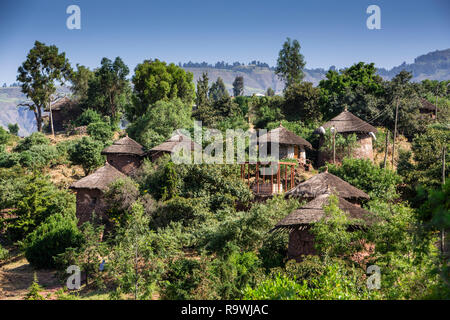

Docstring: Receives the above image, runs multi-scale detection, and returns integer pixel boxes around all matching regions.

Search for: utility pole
[49,96,55,137]
[391,99,399,168]
[331,127,336,164]
[383,130,389,168]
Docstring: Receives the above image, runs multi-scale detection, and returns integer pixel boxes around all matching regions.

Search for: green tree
[87,121,114,144]
[282,82,321,122]
[266,87,275,96]
[128,59,195,121]
[275,38,306,89]
[109,202,162,300]
[232,76,244,96]
[25,273,45,300]
[0,126,9,145]
[17,41,73,132]
[68,137,104,175]
[126,99,192,149]
[7,123,19,136]
[70,64,95,102]
[85,57,131,121]
[209,77,228,102]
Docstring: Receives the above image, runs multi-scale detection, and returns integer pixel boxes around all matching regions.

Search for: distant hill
[1,48,448,136]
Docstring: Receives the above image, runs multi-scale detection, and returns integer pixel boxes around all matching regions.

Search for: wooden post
[277,163,280,194]
[290,165,294,189]
[383,130,389,169]
[332,128,336,164]
[49,97,55,137]
[392,99,399,168]
[256,163,259,193]
[271,165,273,193]
[442,146,446,254]
[247,163,250,188]
[284,164,287,192]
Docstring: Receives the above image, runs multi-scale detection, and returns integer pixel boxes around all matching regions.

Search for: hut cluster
[68,104,379,260]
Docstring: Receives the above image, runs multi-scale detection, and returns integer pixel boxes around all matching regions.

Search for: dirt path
[0,254,62,300]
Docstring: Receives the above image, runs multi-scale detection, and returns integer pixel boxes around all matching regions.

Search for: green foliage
[251,96,284,129]
[275,38,306,88]
[7,123,19,136]
[129,59,195,121]
[7,174,76,240]
[0,244,9,261]
[401,124,449,189]
[74,108,102,126]
[87,121,114,144]
[68,137,104,175]
[13,132,50,152]
[17,40,73,131]
[127,99,192,149]
[209,77,229,102]
[23,213,83,269]
[0,126,10,145]
[232,76,244,96]
[70,64,95,102]
[108,202,163,300]
[19,144,59,169]
[84,57,131,121]
[327,158,402,200]
[25,273,45,300]
[319,129,358,162]
[160,258,204,299]
[282,82,321,122]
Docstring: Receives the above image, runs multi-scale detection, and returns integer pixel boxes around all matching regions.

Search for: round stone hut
[285,170,369,204]
[70,163,126,226]
[101,136,145,175]
[147,132,201,162]
[271,193,374,261]
[316,109,377,165]
[259,124,313,162]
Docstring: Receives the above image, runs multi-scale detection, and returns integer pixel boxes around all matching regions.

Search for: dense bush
[74,108,103,126]
[0,244,9,261]
[87,121,114,144]
[6,174,76,240]
[68,137,104,175]
[0,126,10,145]
[19,144,59,169]
[327,158,402,200]
[23,213,83,269]
[13,132,50,152]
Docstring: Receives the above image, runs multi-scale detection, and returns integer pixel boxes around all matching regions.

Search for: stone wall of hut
[287,228,317,261]
[317,132,373,165]
[74,188,108,226]
[106,154,142,175]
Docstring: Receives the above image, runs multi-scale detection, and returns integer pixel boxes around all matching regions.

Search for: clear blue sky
[0,0,449,84]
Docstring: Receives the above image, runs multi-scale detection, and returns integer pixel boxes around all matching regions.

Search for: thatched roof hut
[286,171,369,201]
[70,163,126,192]
[101,136,145,156]
[318,110,378,134]
[44,96,73,112]
[259,124,312,149]
[420,98,438,112]
[148,131,201,161]
[271,193,374,231]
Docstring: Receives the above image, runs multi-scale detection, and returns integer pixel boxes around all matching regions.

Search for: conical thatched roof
[318,110,377,134]
[259,125,312,149]
[44,96,72,111]
[69,163,126,191]
[149,131,201,153]
[286,172,369,200]
[101,136,145,156]
[420,98,438,112]
[272,194,374,231]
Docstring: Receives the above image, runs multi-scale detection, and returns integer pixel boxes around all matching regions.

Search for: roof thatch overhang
[101,136,146,156]
[69,163,126,192]
[271,193,374,232]
[286,172,369,200]
[317,111,377,134]
[259,125,313,149]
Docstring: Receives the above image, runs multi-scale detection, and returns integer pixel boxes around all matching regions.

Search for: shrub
[327,158,402,200]
[0,126,10,145]
[87,121,114,144]
[13,132,50,152]
[7,123,19,136]
[75,109,103,126]
[19,144,59,169]
[0,244,9,261]
[68,137,104,175]
[23,213,83,269]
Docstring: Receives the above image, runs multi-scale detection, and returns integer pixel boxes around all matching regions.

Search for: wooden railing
[240,161,297,194]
